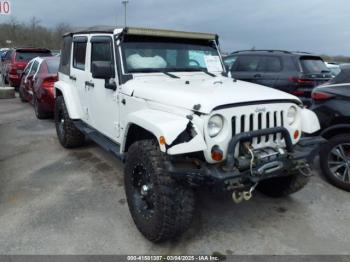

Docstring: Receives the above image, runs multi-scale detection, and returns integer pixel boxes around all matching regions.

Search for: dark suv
[224,50,332,106]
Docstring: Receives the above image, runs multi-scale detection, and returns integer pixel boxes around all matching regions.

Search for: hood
[121,73,301,114]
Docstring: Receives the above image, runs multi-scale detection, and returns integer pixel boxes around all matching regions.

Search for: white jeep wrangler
[54,26,324,242]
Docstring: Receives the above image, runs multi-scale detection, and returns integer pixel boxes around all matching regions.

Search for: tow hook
[232,183,258,204]
[298,163,313,177]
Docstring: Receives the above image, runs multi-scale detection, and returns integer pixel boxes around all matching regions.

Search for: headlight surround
[208,115,224,137]
[287,106,298,125]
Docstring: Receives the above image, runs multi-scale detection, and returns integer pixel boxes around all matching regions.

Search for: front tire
[257,172,310,197]
[320,134,350,192]
[125,140,195,242]
[54,96,85,148]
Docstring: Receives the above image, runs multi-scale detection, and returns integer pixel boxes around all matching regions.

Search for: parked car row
[0,47,52,89]
[223,50,333,106]
[19,56,59,119]
[1,26,349,243]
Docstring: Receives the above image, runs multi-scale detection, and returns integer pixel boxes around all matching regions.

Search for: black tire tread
[125,140,195,242]
[55,96,85,148]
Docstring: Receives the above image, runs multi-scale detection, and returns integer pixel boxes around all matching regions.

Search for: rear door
[230,55,265,84]
[25,60,40,101]
[256,56,283,88]
[70,35,90,123]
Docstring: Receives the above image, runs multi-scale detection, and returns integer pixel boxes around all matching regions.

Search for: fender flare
[123,109,207,154]
[300,108,321,134]
[54,80,83,119]
[320,124,350,138]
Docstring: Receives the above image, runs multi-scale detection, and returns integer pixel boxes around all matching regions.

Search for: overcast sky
[3,0,350,55]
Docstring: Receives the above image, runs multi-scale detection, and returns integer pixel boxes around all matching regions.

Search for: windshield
[300,56,329,74]
[121,37,223,74]
[329,67,350,84]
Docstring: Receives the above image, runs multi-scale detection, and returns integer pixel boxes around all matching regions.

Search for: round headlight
[208,115,224,137]
[287,106,297,125]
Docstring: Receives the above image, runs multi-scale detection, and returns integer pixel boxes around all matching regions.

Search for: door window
[235,55,262,72]
[23,61,33,75]
[29,61,39,76]
[91,39,114,67]
[260,56,282,72]
[73,42,87,70]
[223,55,237,70]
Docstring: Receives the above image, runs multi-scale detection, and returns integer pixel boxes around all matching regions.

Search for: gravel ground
[0,96,350,255]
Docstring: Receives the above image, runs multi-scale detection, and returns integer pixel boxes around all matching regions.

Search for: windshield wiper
[162,70,180,79]
[174,67,217,77]
[199,68,216,77]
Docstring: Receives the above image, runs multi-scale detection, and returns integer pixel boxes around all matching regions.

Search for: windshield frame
[117,35,225,76]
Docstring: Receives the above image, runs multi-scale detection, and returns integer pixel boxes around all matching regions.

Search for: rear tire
[320,134,350,192]
[125,140,195,242]
[34,95,49,119]
[19,85,27,103]
[54,96,85,148]
[257,172,310,197]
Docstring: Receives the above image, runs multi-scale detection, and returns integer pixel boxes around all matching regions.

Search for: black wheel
[257,172,310,197]
[33,95,49,119]
[320,134,350,192]
[19,85,27,102]
[54,96,85,148]
[125,140,195,242]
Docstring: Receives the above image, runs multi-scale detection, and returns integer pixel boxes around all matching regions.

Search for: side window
[235,55,262,72]
[24,62,33,75]
[73,37,87,71]
[29,61,39,76]
[5,50,12,60]
[224,55,237,70]
[91,38,114,66]
[260,56,282,72]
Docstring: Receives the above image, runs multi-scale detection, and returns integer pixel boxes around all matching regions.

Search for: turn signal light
[211,146,223,161]
[294,130,300,140]
[159,136,166,145]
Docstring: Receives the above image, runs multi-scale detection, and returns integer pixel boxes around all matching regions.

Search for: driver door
[86,35,120,141]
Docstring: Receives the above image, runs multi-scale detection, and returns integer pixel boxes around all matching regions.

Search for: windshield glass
[329,67,350,84]
[121,37,223,74]
[300,57,329,74]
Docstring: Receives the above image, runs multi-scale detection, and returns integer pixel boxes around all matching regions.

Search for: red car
[19,56,59,119]
[6,48,52,90]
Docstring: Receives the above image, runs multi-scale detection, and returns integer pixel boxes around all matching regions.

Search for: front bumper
[165,127,326,191]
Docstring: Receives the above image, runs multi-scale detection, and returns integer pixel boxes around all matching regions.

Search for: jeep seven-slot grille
[232,111,285,145]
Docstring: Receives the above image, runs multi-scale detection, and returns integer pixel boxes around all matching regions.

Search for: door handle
[70,75,77,81]
[254,74,262,78]
[85,81,95,88]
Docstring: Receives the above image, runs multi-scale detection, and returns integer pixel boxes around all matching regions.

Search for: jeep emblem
[255,107,266,113]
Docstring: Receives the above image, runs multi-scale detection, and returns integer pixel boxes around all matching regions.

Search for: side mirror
[91,61,115,79]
